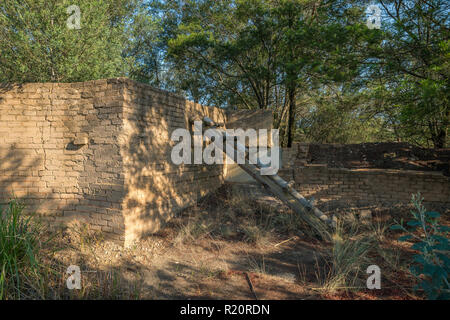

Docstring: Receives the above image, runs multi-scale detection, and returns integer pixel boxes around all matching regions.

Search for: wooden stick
[274,236,298,247]
[244,272,258,300]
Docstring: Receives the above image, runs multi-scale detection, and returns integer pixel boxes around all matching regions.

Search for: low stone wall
[280,146,450,213]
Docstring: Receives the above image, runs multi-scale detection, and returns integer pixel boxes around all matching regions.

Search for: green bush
[391,193,449,300]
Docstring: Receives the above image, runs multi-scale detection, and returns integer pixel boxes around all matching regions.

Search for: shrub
[0,200,44,299]
[391,193,449,300]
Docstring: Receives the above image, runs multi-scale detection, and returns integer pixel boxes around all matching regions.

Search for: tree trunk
[287,85,296,148]
[432,129,446,148]
[429,121,447,148]
[285,7,296,148]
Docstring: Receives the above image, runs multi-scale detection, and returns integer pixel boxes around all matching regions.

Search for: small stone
[359,210,372,224]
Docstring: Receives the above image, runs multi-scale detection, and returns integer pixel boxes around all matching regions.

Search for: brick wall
[0,80,127,242]
[279,146,450,213]
[0,78,226,244]
[120,79,226,243]
[224,109,273,183]
[2,79,447,244]
[226,110,273,133]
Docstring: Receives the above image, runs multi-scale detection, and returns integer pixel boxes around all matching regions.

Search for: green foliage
[158,0,376,145]
[0,200,43,299]
[123,4,165,86]
[0,0,448,147]
[366,0,449,148]
[0,0,135,83]
[391,193,450,300]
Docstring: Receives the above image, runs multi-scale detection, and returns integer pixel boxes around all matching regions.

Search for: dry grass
[247,254,268,275]
[43,221,145,300]
[171,185,424,299]
[0,202,144,300]
[2,185,437,300]
[172,185,312,248]
[315,219,375,292]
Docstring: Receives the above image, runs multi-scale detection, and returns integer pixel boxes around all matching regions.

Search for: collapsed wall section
[279,144,450,213]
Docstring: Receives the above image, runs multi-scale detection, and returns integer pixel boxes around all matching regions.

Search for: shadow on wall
[0,83,22,102]
[0,145,42,207]
[0,80,128,239]
[0,83,48,213]
[226,110,273,130]
[305,143,450,175]
[1,78,227,244]
[0,122,84,231]
[0,82,43,209]
[121,86,226,245]
[122,109,175,243]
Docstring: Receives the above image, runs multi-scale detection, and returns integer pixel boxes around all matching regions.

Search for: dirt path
[136,238,319,299]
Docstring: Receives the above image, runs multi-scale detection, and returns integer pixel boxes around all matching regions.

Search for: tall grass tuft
[0,200,44,299]
[318,219,374,292]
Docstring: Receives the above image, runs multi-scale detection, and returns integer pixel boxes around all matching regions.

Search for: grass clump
[0,200,46,299]
[317,220,375,292]
[173,212,214,245]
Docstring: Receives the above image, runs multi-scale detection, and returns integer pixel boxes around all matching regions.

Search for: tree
[3,0,439,148]
[164,0,282,109]
[0,0,135,83]
[368,0,449,148]
[162,0,374,146]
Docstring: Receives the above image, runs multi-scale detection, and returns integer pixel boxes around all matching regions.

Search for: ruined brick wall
[120,79,226,244]
[224,109,273,183]
[0,79,126,241]
[3,79,447,244]
[226,110,273,133]
[0,78,226,244]
[280,145,450,213]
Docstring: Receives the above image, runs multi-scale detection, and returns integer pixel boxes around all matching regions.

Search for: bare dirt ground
[306,142,450,175]
[46,183,443,300]
[51,187,321,299]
